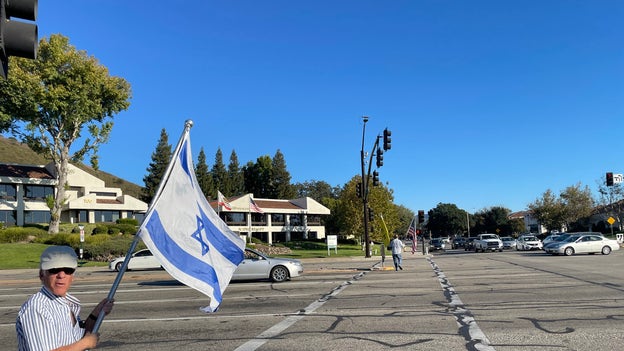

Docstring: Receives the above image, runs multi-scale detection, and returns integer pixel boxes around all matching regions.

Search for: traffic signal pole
[361,117,371,258]
[360,117,390,258]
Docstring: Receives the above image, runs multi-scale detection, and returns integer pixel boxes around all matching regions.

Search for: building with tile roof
[212,193,331,244]
[0,162,148,226]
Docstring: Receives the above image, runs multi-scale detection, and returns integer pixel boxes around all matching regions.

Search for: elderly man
[16,245,114,351]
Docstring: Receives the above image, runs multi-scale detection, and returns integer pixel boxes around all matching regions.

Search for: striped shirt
[16,286,85,351]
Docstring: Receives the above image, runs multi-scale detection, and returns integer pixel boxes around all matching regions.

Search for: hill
[0,135,143,199]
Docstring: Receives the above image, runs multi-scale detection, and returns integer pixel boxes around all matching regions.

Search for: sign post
[78,225,85,259]
[327,235,338,256]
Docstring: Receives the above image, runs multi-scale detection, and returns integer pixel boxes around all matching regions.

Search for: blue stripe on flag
[196,204,245,266]
[179,140,193,187]
[145,210,223,304]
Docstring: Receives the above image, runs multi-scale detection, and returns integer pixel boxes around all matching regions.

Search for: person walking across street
[16,245,114,351]
[390,235,405,271]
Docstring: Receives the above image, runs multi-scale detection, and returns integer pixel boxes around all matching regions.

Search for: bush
[91,225,109,235]
[0,227,47,243]
[117,218,139,226]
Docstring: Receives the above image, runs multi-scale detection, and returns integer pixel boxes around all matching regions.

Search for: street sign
[614,174,623,184]
[607,217,616,225]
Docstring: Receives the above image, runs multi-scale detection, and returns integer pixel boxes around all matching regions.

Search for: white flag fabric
[138,129,245,313]
[217,191,232,210]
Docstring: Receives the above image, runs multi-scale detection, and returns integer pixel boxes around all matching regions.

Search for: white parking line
[427,257,496,351]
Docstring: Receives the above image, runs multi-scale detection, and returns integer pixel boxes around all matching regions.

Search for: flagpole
[92,120,194,333]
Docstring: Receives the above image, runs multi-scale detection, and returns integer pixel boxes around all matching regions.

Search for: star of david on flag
[138,122,245,313]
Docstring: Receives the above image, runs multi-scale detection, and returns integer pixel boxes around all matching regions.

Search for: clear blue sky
[33,1,623,214]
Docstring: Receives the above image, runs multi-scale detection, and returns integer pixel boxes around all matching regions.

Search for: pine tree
[196,147,214,199]
[211,148,228,196]
[272,149,295,199]
[141,129,172,203]
[228,150,245,196]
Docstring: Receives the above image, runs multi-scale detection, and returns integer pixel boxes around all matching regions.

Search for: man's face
[40,268,75,296]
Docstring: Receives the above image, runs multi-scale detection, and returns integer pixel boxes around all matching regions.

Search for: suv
[474,234,503,252]
[516,235,542,251]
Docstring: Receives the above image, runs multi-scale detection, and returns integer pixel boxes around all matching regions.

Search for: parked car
[109,249,162,272]
[544,234,620,256]
[429,238,446,251]
[516,235,543,251]
[500,237,517,249]
[109,248,303,283]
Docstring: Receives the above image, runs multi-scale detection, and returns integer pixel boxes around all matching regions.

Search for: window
[223,212,246,225]
[0,184,16,201]
[0,210,16,226]
[307,214,321,225]
[24,210,51,224]
[290,214,303,226]
[94,210,120,223]
[271,214,285,225]
[77,210,88,223]
[24,185,54,202]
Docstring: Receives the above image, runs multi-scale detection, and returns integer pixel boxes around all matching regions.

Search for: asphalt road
[1,248,624,350]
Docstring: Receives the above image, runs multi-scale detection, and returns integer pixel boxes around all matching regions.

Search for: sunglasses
[47,267,76,275]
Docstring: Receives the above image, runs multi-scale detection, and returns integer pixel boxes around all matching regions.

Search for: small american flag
[249,198,264,213]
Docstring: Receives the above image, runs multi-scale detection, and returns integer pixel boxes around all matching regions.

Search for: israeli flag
[139,127,245,313]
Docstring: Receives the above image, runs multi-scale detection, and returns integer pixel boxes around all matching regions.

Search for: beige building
[0,162,147,226]
[213,193,331,244]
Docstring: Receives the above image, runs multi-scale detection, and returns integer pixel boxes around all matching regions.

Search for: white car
[516,235,543,251]
[544,234,620,256]
[109,248,303,283]
[109,249,162,272]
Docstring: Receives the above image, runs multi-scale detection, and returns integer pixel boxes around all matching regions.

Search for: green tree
[0,34,131,233]
[293,180,339,202]
[528,189,566,232]
[227,150,245,196]
[243,155,272,198]
[196,147,214,199]
[271,149,295,199]
[596,177,624,231]
[427,203,467,237]
[142,129,172,204]
[211,148,228,195]
[560,183,594,231]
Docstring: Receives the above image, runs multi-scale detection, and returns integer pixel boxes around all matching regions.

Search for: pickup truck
[474,234,503,252]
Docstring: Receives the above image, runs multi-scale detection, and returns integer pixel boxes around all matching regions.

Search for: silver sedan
[234,248,303,282]
[544,234,620,256]
[109,248,303,283]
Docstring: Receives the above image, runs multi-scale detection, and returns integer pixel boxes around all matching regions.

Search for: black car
[452,237,466,249]
[464,237,477,251]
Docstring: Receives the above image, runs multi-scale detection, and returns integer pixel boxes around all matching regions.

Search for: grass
[0,243,110,269]
[0,243,367,269]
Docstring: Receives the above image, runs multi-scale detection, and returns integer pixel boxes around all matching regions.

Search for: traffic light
[606,172,614,186]
[1,0,38,79]
[383,128,391,150]
[418,210,425,224]
[356,182,362,198]
[368,207,374,221]
[376,149,383,167]
[372,170,379,186]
